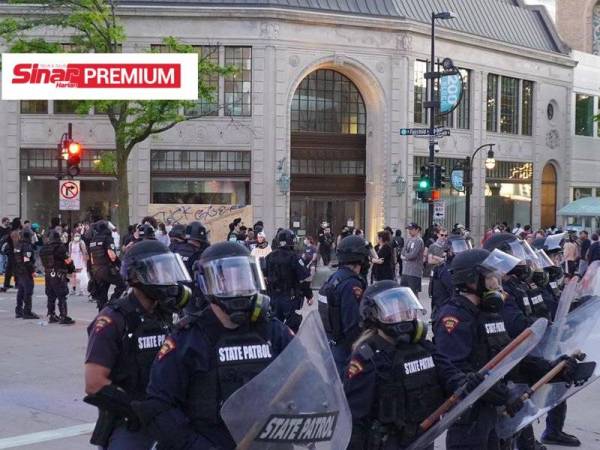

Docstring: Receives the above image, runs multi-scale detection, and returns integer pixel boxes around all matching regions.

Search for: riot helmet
[337,235,370,265]
[276,229,295,249]
[544,232,566,255]
[532,237,546,251]
[168,224,186,241]
[359,280,427,344]
[123,240,192,313]
[137,223,156,240]
[186,221,207,242]
[446,235,472,262]
[536,248,564,282]
[48,230,62,244]
[195,241,268,325]
[483,232,531,282]
[450,249,519,312]
[93,220,110,236]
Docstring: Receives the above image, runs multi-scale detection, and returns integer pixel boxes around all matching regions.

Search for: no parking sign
[59,180,80,211]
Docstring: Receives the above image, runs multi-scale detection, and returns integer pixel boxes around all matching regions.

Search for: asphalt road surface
[0,272,599,449]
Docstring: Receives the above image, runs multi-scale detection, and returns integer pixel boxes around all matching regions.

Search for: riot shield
[407,318,548,450]
[220,310,351,450]
[496,296,600,439]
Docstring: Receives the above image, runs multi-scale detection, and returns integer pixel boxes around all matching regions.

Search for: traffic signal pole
[427,12,437,228]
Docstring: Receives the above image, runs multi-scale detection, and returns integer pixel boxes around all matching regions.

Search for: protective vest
[524,284,550,320]
[40,244,56,271]
[89,236,111,268]
[185,319,273,433]
[319,268,363,341]
[361,336,445,447]
[14,242,34,275]
[548,281,562,299]
[109,295,172,399]
[470,310,511,370]
[266,249,298,294]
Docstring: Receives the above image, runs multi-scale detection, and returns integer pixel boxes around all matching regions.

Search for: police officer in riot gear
[14,229,39,319]
[132,241,294,449]
[40,230,75,324]
[137,223,156,241]
[90,220,126,310]
[344,281,467,450]
[84,240,191,449]
[435,248,579,450]
[430,235,472,320]
[168,224,187,252]
[319,234,369,375]
[264,229,312,332]
[183,221,210,276]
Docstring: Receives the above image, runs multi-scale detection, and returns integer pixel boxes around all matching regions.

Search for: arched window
[291,69,366,135]
[593,2,600,55]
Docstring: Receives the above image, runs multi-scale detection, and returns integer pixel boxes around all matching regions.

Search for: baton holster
[90,409,118,447]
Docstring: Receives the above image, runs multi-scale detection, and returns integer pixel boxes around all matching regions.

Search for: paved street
[0,274,599,449]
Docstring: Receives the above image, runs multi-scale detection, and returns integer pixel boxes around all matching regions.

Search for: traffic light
[433,163,447,189]
[417,166,432,202]
[63,140,82,177]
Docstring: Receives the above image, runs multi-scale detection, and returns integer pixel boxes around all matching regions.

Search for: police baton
[419,325,535,432]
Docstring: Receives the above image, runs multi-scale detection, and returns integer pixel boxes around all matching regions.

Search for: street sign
[451,168,465,192]
[59,179,80,211]
[433,201,446,221]
[399,127,451,137]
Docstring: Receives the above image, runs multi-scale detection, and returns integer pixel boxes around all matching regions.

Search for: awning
[557,197,600,217]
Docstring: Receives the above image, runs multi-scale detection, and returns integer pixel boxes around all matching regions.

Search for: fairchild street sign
[399,127,451,137]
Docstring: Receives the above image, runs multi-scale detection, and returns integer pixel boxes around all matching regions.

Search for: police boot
[48,314,60,324]
[15,307,23,319]
[22,296,39,320]
[541,431,581,447]
[58,303,75,325]
[517,426,546,450]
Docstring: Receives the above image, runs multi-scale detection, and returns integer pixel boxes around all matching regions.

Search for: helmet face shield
[199,256,266,298]
[536,249,555,269]
[480,249,521,277]
[450,239,472,254]
[508,240,527,262]
[134,253,191,285]
[545,232,566,252]
[372,287,426,324]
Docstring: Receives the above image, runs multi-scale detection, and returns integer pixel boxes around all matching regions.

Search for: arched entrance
[541,163,557,228]
[289,69,366,238]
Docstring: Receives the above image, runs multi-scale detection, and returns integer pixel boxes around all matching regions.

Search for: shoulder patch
[347,359,364,379]
[157,336,176,361]
[93,315,113,333]
[442,316,460,334]
[352,286,364,300]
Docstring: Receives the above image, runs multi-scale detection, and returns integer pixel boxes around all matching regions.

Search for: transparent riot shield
[220,310,351,450]
[407,318,548,450]
[496,296,600,439]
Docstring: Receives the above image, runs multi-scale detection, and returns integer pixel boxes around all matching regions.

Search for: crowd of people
[2,212,597,449]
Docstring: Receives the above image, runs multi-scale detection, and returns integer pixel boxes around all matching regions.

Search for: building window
[413,61,470,129]
[485,161,533,228]
[521,80,534,136]
[20,101,48,114]
[487,74,499,132]
[185,46,219,117]
[151,179,249,205]
[151,150,250,173]
[291,69,366,135]
[54,100,84,114]
[575,94,595,136]
[593,3,600,55]
[20,148,114,174]
[573,187,593,201]
[487,74,533,135]
[291,159,365,176]
[224,46,252,116]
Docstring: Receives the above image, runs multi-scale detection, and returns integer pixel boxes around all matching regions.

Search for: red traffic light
[431,189,442,202]
[68,141,82,155]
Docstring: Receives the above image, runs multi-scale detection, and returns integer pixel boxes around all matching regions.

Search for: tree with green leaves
[0,0,232,231]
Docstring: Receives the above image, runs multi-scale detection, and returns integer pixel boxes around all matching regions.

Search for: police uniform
[344,336,460,450]
[138,308,294,449]
[85,293,173,448]
[40,239,73,322]
[320,266,366,375]
[430,261,453,320]
[90,231,126,310]
[265,247,311,330]
[14,237,36,318]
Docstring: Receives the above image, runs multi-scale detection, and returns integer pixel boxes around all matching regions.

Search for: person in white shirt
[69,233,89,295]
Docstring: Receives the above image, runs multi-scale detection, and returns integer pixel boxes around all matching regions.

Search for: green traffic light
[418,178,430,189]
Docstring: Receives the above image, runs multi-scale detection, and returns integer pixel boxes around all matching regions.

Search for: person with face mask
[250,231,272,273]
[344,281,470,450]
[130,241,294,449]
[83,240,191,449]
[69,232,89,296]
[435,249,579,450]
[319,234,370,376]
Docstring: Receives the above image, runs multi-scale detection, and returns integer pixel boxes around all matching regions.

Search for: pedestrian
[299,235,318,279]
[400,223,424,296]
[588,233,600,265]
[69,231,89,295]
[344,281,470,450]
[265,229,312,332]
[156,222,170,247]
[578,230,591,275]
[84,241,191,449]
[319,235,369,375]
[371,230,395,282]
[427,227,448,271]
[131,242,294,449]
[318,223,334,266]
[1,217,21,292]
[250,231,272,273]
[40,230,75,324]
[89,220,126,310]
[13,228,39,319]
[563,233,579,277]
[392,229,404,279]
[0,217,10,274]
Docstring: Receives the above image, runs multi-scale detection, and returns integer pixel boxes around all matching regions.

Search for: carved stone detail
[396,32,413,51]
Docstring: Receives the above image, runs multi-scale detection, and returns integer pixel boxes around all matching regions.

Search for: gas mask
[137,282,192,314]
[380,319,427,345]
[477,273,505,313]
[547,265,564,283]
[532,270,549,289]
[510,264,532,283]
[213,293,270,326]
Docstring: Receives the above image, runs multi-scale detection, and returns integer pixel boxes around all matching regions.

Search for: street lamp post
[464,143,496,230]
[425,11,456,226]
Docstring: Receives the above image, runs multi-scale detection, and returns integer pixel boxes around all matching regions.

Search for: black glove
[463,372,485,395]
[551,355,578,383]
[504,391,527,418]
[481,381,509,406]
[84,385,140,431]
